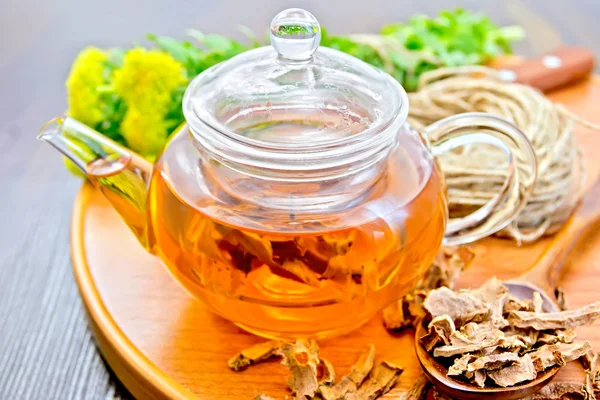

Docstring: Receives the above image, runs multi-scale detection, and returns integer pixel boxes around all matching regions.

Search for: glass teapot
[39,9,536,339]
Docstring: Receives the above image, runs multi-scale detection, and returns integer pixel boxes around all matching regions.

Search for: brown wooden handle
[506,47,596,92]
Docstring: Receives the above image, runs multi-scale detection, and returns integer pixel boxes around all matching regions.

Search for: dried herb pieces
[502,326,539,349]
[345,361,403,400]
[432,331,504,357]
[507,302,600,330]
[383,246,475,331]
[348,344,376,386]
[472,369,487,388]
[421,316,455,352]
[214,223,363,287]
[320,344,376,400]
[397,375,430,400]
[320,377,357,400]
[556,287,569,312]
[278,339,321,399]
[487,354,536,387]
[584,352,600,400]
[318,358,336,386]
[431,390,454,400]
[536,329,575,345]
[448,354,477,376]
[474,277,508,322]
[228,340,281,371]
[466,352,520,373]
[418,278,600,390]
[423,287,491,326]
[231,341,400,400]
[529,341,592,372]
[503,294,534,313]
[520,382,588,399]
[424,246,476,290]
[450,321,502,347]
[383,292,427,331]
[382,300,410,331]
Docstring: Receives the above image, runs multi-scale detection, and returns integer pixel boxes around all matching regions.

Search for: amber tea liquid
[144,126,447,339]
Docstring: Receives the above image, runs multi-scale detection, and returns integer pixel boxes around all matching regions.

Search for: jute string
[406,66,600,243]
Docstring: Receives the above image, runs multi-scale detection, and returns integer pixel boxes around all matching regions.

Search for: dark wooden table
[1,0,599,398]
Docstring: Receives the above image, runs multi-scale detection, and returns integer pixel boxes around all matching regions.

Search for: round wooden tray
[72,78,600,399]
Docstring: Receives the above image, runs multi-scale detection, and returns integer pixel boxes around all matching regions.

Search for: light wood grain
[70,77,600,399]
[2,1,600,399]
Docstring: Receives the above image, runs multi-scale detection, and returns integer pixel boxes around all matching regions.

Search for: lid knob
[270,8,321,61]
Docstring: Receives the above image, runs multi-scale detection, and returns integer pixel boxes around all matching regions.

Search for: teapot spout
[38,116,152,249]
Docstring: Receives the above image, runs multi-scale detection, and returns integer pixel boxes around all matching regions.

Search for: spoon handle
[518,173,600,295]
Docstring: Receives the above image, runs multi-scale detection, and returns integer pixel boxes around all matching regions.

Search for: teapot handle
[424,112,537,246]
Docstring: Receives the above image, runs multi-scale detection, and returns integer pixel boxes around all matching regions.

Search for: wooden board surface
[4,3,600,399]
[71,76,600,400]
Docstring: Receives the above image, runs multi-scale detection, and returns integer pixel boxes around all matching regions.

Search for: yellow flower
[113,48,186,157]
[65,47,109,127]
[119,108,168,157]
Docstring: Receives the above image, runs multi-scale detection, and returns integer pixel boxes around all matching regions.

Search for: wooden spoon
[416,172,600,399]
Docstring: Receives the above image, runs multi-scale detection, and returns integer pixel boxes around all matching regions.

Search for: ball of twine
[407,66,600,243]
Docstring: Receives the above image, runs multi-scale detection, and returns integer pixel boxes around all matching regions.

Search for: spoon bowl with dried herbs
[415,321,559,399]
[414,277,600,399]
[415,174,600,399]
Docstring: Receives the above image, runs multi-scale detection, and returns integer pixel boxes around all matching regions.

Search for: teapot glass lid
[182,8,407,147]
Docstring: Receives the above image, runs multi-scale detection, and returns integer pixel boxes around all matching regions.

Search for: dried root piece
[320,377,357,400]
[423,287,491,326]
[432,328,504,357]
[450,321,503,347]
[584,352,600,400]
[537,328,576,345]
[228,340,281,371]
[421,316,456,352]
[431,389,454,400]
[320,344,375,400]
[448,354,477,377]
[467,352,520,373]
[424,246,476,290]
[472,369,487,388]
[474,277,508,322]
[529,341,592,372]
[345,361,403,400]
[397,375,430,400]
[507,302,600,330]
[520,382,587,399]
[555,287,570,311]
[382,299,410,331]
[503,294,534,314]
[383,292,428,331]
[278,339,320,399]
[487,354,536,387]
[318,358,336,386]
[383,246,474,331]
[348,344,376,385]
[502,327,539,350]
